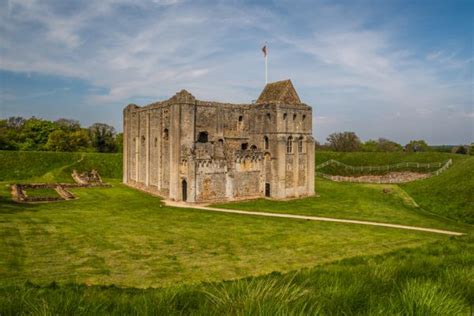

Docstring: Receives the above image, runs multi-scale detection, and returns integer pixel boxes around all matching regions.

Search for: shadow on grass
[0,194,38,214]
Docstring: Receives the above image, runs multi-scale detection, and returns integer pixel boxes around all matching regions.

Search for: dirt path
[164,201,464,236]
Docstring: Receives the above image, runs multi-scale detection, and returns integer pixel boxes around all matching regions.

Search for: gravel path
[165,201,464,236]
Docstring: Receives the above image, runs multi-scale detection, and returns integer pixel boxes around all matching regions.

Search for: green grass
[222,151,472,226]
[1,236,472,315]
[24,187,59,198]
[214,178,469,232]
[0,150,472,314]
[402,156,474,224]
[315,150,466,165]
[1,180,447,289]
[0,150,122,182]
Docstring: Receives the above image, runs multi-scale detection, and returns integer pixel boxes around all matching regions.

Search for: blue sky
[0,0,472,144]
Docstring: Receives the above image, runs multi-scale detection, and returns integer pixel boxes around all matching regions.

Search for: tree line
[1,117,471,155]
[0,117,122,153]
[317,131,472,154]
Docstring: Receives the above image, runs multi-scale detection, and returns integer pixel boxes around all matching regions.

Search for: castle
[123,79,315,203]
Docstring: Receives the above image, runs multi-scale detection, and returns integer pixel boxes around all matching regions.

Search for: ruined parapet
[55,185,75,200]
[72,169,104,185]
[196,158,227,174]
[194,143,214,160]
[11,184,26,202]
[234,150,264,172]
[11,183,73,203]
[72,170,88,185]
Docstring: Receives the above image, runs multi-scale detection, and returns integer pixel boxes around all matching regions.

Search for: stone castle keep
[123,79,315,203]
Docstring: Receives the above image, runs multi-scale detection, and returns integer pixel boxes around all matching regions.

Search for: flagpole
[265,53,268,85]
[262,42,268,85]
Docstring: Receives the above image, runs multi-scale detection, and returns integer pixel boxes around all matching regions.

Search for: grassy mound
[0,151,122,182]
[214,179,466,232]
[315,151,464,166]
[402,157,474,224]
[315,151,473,224]
[1,236,472,315]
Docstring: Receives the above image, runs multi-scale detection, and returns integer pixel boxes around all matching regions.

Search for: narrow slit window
[286,136,293,153]
[298,137,304,153]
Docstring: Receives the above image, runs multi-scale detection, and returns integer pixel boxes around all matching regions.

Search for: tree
[45,129,92,152]
[46,130,73,151]
[454,145,468,155]
[363,138,402,152]
[115,133,123,153]
[55,118,81,131]
[6,116,26,129]
[362,139,378,152]
[376,138,403,152]
[69,129,91,151]
[405,140,429,152]
[19,118,58,150]
[326,132,361,152]
[0,120,19,150]
[89,123,117,153]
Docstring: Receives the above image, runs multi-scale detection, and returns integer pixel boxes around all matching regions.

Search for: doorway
[182,179,187,201]
[265,183,271,197]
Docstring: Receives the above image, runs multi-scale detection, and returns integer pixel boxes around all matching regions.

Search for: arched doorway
[182,179,187,201]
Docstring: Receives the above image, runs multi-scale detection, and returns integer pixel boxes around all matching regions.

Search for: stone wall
[123,80,315,203]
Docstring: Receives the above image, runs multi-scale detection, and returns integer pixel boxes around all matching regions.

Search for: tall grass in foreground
[1,236,473,315]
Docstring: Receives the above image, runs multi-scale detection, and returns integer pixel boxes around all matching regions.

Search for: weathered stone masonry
[123,79,315,203]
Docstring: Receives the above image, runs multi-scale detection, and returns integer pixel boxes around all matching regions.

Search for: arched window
[218,139,224,145]
[238,115,243,122]
[298,137,304,153]
[250,145,257,151]
[286,136,293,153]
[302,114,306,121]
[283,113,287,120]
[266,113,271,120]
[163,128,169,140]
[241,143,248,150]
[293,114,297,120]
[264,136,269,150]
[197,131,208,143]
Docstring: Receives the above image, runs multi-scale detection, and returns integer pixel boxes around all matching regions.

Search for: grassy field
[1,179,448,289]
[214,179,469,232]
[23,187,59,198]
[0,150,122,182]
[218,151,473,225]
[0,150,472,314]
[1,236,472,315]
[402,157,474,224]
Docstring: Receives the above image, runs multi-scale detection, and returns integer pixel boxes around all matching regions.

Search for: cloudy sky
[0,0,472,144]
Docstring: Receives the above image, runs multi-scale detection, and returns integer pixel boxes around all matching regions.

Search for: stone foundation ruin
[316,159,452,184]
[11,169,109,203]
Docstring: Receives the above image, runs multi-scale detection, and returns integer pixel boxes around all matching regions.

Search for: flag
[262,45,267,57]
